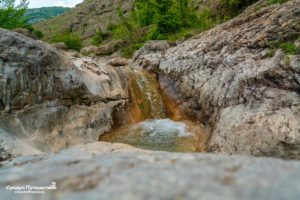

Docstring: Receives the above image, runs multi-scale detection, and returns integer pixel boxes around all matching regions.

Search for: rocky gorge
[1,0,300,199]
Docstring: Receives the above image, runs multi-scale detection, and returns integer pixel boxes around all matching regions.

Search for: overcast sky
[26,0,84,8]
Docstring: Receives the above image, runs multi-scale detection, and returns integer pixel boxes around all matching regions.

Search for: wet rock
[1,142,300,200]
[133,0,300,158]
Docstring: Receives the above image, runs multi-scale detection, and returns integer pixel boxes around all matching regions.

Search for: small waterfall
[127,69,167,122]
[100,69,208,152]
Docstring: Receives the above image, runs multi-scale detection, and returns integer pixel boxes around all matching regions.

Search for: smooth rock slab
[0,142,300,200]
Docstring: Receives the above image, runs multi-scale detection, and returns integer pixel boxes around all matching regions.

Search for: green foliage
[279,42,300,55]
[92,29,109,46]
[52,32,82,51]
[0,0,29,29]
[104,0,258,58]
[265,49,275,57]
[268,0,288,4]
[134,0,199,35]
[32,29,44,39]
[107,0,204,57]
[267,40,300,55]
[219,0,258,18]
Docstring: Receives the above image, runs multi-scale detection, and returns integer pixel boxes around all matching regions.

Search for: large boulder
[0,29,129,157]
[0,142,300,200]
[132,0,300,158]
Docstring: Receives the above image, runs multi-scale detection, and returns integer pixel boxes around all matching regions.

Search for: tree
[0,0,29,29]
[134,0,197,35]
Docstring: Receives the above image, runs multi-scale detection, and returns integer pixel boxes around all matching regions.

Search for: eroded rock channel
[99,66,208,152]
[0,28,207,157]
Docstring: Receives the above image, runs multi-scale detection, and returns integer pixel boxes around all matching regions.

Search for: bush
[219,0,258,18]
[107,0,202,57]
[92,29,109,46]
[134,0,199,35]
[32,29,43,39]
[52,32,82,51]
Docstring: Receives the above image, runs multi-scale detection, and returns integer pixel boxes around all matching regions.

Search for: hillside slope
[26,7,70,24]
[34,0,133,44]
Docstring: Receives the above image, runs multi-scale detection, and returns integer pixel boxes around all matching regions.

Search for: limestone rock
[0,129,42,160]
[0,29,129,157]
[97,40,125,55]
[12,28,37,39]
[133,0,300,158]
[108,57,131,67]
[1,142,300,200]
[131,40,172,71]
[80,45,99,55]
[51,42,68,50]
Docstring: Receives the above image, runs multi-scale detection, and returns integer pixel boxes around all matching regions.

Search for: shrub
[134,0,199,35]
[219,0,258,18]
[92,29,109,46]
[32,29,43,39]
[52,32,82,51]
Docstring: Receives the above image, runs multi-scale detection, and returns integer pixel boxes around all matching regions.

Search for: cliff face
[34,0,134,44]
[132,0,300,158]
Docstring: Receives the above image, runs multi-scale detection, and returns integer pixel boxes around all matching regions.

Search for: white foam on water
[135,119,192,137]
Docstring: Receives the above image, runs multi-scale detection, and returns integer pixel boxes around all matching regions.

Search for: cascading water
[126,70,167,122]
[100,69,207,152]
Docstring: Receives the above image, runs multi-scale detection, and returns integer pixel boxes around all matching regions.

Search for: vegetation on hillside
[26,7,70,24]
[2,0,290,54]
[52,32,82,51]
[267,40,300,55]
[95,0,259,57]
